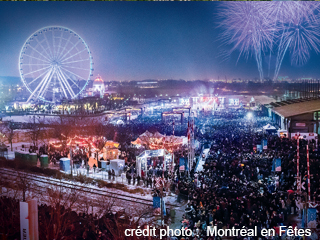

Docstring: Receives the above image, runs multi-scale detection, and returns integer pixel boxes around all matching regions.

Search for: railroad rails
[0,168,178,207]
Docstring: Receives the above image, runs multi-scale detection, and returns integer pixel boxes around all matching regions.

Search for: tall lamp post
[69,139,74,176]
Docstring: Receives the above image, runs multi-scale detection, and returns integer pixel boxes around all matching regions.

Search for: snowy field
[2,114,60,123]
[2,114,107,123]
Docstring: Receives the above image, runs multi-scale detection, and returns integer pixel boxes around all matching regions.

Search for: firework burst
[218,2,320,81]
[272,2,320,80]
[218,2,274,80]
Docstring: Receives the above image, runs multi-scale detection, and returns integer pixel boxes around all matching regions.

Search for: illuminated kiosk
[136,149,173,177]
[131,131,187,153]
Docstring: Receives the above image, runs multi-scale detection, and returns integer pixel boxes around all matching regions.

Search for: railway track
[0,168,179,207]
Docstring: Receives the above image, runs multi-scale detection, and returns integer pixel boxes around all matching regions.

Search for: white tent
[110,159,125,176]
[263,124,276,130]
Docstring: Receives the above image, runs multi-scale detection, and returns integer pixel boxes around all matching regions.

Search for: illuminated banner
[257,145,262,152]
[262,139,268,150]
[307,208,317,228]
[179,158,187,172]
[152,197,166,216]
[20,202,30,240]
[275,158,281,172]
[272,159,281,172]
[147,149,164,157]
[153,196,161,208]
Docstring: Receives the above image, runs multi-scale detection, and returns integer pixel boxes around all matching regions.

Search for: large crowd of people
[174,112,320,239]
[4,107,320,239]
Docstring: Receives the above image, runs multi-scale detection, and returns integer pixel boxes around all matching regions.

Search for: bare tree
[49,116,99,149]
[1,121,16,151]
[16,170,32,202]
[0,122,6,145]
[0,192,20,238]
[0,170,33,238]
[102,203,155,240]
[26,115,47,150]
[38,182,80,240]
[93,136,108,162]
[75,194,117,239]
[0,172,21,200]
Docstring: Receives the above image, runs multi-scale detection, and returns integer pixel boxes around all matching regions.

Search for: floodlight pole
[70,140,73,176]
[160,184,164,227]
[307,145,310,203]
[297,133,300,178]
[187,112,195,177]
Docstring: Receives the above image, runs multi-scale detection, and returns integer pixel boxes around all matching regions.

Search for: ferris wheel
[19,26,93,103]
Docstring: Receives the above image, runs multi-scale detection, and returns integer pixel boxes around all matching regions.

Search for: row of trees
[0,112,189,162]
[0,115,110,151]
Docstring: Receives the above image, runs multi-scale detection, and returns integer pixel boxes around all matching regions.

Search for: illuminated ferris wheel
[19,26,93,103]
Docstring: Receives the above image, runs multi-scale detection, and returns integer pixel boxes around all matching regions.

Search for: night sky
[0,2,320,81]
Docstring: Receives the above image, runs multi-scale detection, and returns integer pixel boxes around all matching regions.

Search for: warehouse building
[268,98,320,140]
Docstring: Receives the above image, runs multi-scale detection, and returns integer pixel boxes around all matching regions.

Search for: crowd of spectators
[5,107,320,239]
[174,112,320,239]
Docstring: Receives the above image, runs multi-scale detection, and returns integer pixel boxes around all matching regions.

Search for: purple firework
[282,16,320,65]
[264,2,319,24]
[218,2,274,80]
[262,2,320,80]
[218,2,320,81]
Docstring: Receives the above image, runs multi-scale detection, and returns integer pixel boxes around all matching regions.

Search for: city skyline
[1,2,320,82]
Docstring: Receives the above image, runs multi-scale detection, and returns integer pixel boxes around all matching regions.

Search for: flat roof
[252,95,275,105]
[273,98,320,118]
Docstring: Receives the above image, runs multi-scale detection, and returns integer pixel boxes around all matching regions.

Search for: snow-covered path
[195,148,210,172]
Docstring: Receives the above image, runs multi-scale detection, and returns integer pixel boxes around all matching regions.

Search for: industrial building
[267,98,320,140]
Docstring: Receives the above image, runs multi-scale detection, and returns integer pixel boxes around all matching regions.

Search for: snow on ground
[3,140,181,205]
[4,142,180,204]
[6,142,33,159]
[2,114,60,123]
[57,166,181,205]
[195,148,210,172]
[1,165,182,217]
[1,183,147,217]
[7,164,153,199]
[2,113,107,124]
[5,140,58,159]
